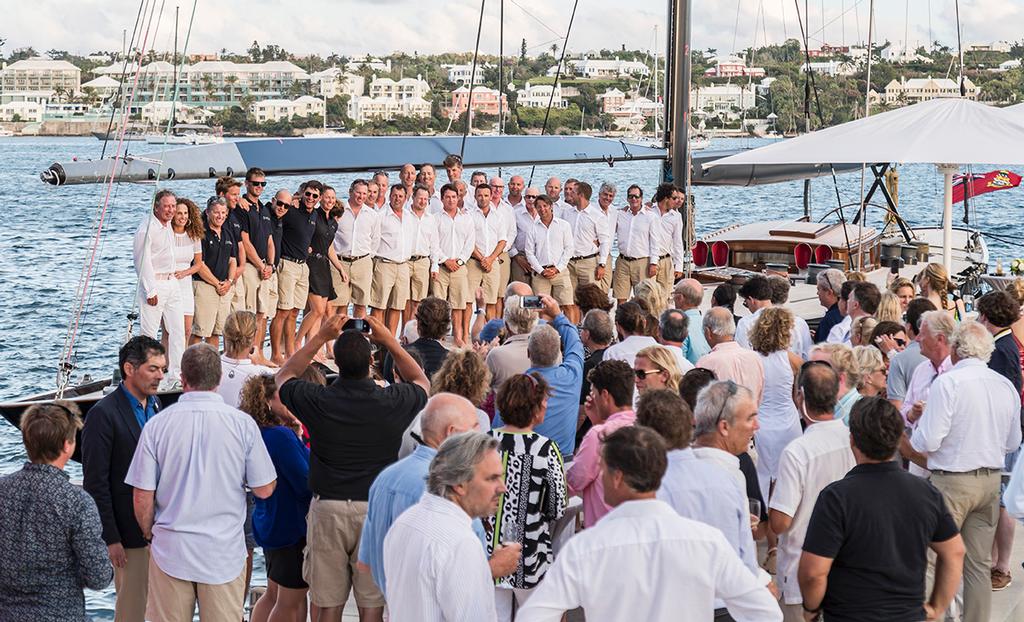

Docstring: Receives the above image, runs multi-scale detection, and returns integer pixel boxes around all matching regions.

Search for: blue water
[0,135,1022,617]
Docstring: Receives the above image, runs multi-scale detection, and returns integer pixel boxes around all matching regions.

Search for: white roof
[3,57,80,72]
[82,75,120,88]
[707,98,1024,167]
[293,95,323,104]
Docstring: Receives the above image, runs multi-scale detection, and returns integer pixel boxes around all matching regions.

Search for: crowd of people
[6,162,1024,622]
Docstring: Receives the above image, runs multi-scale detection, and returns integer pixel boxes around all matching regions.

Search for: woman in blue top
[239,374,312,622]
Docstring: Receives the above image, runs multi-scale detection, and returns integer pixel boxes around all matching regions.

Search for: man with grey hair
[696,308,764,405]
[126,344,277,621]
[671,278,711,363]
[911,320,1021,622]
[383,432,516,621]
[361,394,517,595]
[579,309,615,439]
[769,361,854,620]
[658,308,696,374]
[814,269,845,344]
[486,293,539,390]
[691,381,760,490]
[495,295,584,458]
[594,182,618,292]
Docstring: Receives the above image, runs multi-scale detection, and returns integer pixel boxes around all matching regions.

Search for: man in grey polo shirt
[886,298,936,411]
[127,344,277,622]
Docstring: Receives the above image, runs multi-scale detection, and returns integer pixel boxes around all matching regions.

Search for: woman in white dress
[170,198,204,343]
[748,306,804,504]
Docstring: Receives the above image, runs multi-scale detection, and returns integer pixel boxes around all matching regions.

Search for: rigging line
[732,0,742,54]
[499,0,505,144]
[57,0,165,395]
[928,0,933,51]
[100,0,148,159]
[508,0,564,39]
[459,0,487,161]
[526,0,580,187]
[954,0,965,96]
[903,0,909,56]
[856,0,875,270]
[805,0,863,45]
[780,0,787,40]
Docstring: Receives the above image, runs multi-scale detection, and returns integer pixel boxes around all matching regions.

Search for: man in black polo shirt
[191,197,238,347]
[238,167,276,365]
[216,176,248,314]
[269,180,321,365]
[275,312,429,622]
[799,397,965,622]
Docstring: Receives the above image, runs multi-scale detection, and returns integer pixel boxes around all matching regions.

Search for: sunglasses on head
[248,180,267,187]
[712,380,739,425]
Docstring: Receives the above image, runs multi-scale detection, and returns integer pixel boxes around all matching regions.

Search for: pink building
[449,86,509,116]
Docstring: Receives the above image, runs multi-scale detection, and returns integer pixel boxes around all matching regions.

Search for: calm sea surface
[0,135,1022,617]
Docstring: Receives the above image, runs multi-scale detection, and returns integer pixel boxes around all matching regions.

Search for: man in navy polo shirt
[191,197,238,347]
[269,180,321,365]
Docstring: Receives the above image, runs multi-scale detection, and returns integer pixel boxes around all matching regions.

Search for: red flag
[952,169,1022,203]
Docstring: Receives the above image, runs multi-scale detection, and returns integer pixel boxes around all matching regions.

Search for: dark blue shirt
[0,463,112,621]
[244,201,274,262]
[120,384,157,431]
[815,303,842,343]
[253,426,312,549]
[195,222,237,282]
[279,206,317,261]
[269,210,285,265]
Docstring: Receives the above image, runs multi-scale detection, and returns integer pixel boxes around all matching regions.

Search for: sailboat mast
[666,0,691,186]
[653,26,660,139]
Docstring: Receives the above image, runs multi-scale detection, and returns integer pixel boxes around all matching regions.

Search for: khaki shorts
[369,259,410,310]
[192,280,233,338]
[303,497,384,608]
[266,271,279,319]
[509,255,533,289]
[612,255,649,300]
[332,255,372,308]
[147,555,245,622]
[230,272,246,314]
[468,258,501,305]
[568,255,598,292]
[408,256,431,302]
[599,257,613,292]
[242,263,273,314]
[277,258,309,311]
[432,265,471,307]
[655,255,675,298]
[533,269,574,306]
[497,251,512,294]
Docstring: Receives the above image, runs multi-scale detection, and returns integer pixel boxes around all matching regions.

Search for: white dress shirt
[525,217,574,274]
[826,314,853,344]
[434,208,476,264]
[134,214,177,298]
[910,358,1022,472]
[651,207,686,272]
[509,205,539,257]
[408,209,440,271]
[516,499,782,621]
[616,206,658,263]
[560,204,611,262]
[334,205,381,257]
[494,199,517,252]
[594,204,617,266]
[602,335,659,367]
[736,306,813,359]
[470,206,509,256]
[217,356,274,408]
[383,493,496,622]
[375,208,415,263]
[769,418,855,604]
[691,446,747,490]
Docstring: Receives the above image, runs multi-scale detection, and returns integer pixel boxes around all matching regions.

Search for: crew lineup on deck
[6,159,1024,622]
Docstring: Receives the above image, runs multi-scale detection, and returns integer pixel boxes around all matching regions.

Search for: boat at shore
[144,123,224,145]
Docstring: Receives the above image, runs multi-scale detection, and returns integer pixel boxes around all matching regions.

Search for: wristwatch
[456,259,465,266]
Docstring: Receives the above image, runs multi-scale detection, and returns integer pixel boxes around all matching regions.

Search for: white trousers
[494,587,533,622]
[138,279,184,377]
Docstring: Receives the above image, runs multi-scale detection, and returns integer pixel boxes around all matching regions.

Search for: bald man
[545,177,570,213]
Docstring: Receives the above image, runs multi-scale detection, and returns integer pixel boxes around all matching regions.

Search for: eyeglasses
[490,184,504,189]
[634,368,663,379]
[627,194,641,199]
[712,380,739,425]
[248,180,267,187]
[275,200,290,208]
[304,191,320,199]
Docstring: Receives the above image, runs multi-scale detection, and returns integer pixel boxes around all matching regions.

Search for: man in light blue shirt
[637,388,772,601]
[494,295,584,458]
[358,393,490,593]
[672,279,711,364]
[126,344,277,621]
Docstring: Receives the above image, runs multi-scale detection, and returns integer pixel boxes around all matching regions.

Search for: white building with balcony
[0,57,82,104]
[369,75,431,101]
[548,58,650,79]
[692,84,756,114]
[446,63,491,84]
[516,82,567,108]
[311,68,365,99]
[349,95,431,124]
[140,101,213,124]
[252,95,326,123]
[0,100,45,122]
[883,75,979,105]
[799,60,858,77]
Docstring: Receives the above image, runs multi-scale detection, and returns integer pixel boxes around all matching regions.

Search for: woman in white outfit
[170,198,204,343]
[748,306,804,504]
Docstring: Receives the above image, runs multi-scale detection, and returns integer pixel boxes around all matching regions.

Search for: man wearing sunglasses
[237,168,276,366]
[613,184,656,305]
[509,188,541,286]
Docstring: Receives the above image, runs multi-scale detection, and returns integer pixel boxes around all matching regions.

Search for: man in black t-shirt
[799,397,964,622]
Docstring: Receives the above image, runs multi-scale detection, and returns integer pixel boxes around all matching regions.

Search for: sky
[2,0,1022,61]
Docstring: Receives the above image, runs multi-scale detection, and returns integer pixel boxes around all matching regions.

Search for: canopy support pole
[938,163,958,273]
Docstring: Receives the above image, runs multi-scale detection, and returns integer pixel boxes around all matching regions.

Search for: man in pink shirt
[696,307,765,405]
[567,359,636,527]
[899,310,955,479]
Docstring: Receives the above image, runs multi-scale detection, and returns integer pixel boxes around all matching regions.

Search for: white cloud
[2,0,1021,59]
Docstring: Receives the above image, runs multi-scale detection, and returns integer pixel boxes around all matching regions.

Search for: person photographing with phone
[275,314,429,622]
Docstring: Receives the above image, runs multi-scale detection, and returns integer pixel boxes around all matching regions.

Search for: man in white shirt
[383,432,519,622]
[603,301,658,367]
[509,188,541,286]
[769,361,855,621]
[613,185,657,304]
[371,171,390,210]
[134,189,186,382]
[415,163,444,214]
[560,182,610,324]
[910,320,1022,622]
[332,179,381,319]
[506,175,526,211]
[403,185,440,323]
[442,154,463,185]
[126,344,277,622]
[468,184,509,321]
[525,194,574,307]
[398,163,417,203]
[594,182,618,293]
[691,380,760,491]
[735,275,813,359]
[488,176,517,316]
[432,184,476,347]
[649,183,686,301]
[657,309,696,375]
[518,425,781,621]
[827,281,879,344]
[544,177,570,214]
[371,184,414,335]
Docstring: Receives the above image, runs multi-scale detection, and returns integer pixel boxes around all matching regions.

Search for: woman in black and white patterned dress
[487,372,568,621]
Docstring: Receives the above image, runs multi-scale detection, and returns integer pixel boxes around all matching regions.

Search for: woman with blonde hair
[835,345,887,425]
[875,292,903,324]
[217,310,273,408]
[633,345,682,394]
[850,316,878,347]
[632,279,667,318]
[889,277,916,311]
[169,197,205,347]
[748,306,803,502]
[239,375,311,622]
[917,262,965,318]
